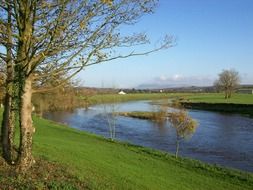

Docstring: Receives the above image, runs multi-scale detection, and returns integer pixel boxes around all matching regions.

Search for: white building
[118,90,126,95]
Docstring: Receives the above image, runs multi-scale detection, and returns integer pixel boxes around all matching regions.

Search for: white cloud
[153,74,215,87]
[172,74,183,81]
[159,75,167,81]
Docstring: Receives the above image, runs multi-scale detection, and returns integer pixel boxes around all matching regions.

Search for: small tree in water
[168,108,198,158]
[101,86,118,141]
[103,102,118,141]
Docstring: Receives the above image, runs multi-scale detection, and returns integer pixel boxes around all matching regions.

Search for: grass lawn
[21,117,253,189]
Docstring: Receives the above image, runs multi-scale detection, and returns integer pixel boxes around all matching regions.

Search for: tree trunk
[1,0,16,164]
[228,90,232,98]
[16,77,35,172]
[175,138,179,158]
[1,92,15,163]
[224,90,228,99]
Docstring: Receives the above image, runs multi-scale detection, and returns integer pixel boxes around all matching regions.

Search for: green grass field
[182,93,253,104]
[10,117,251,189]
[86,93,253,105]
[85,93,173,105]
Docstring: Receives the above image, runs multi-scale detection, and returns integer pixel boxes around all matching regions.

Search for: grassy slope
[32,117,253,190]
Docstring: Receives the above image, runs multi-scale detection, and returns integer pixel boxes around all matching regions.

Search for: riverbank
[184,93,253,104]
[87,93,253,116]
[181,102,253,116]
[1,116,252,189]
[180,93,253,116]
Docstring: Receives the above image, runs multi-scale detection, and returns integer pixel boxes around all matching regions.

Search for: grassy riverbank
[1,115,252,189]
[180,93,253,116]
[184,93,253,104]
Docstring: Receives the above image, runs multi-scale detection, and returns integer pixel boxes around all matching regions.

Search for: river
[43,100,253,172]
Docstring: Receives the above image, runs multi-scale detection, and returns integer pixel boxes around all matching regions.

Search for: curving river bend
[43,100,253,172]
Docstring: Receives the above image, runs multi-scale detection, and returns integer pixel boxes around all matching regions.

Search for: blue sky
[77,0,253,88]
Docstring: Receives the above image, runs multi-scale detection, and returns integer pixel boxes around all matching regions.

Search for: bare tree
[103,101,118,141]
[214,69,240,99]
[0,0,174,171]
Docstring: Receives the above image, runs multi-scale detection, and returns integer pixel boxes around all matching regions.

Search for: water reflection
[44,101,253,172]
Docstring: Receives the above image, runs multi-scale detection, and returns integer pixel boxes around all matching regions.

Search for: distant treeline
[79,85,253,94]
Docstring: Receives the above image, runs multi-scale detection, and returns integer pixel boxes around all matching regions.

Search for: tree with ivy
[0,0,173,172]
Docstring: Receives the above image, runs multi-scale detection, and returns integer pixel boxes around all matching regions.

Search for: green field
[182,93,253,104]
[86,93,253,105]
[0,116,252,189]
[86,93,173,105]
